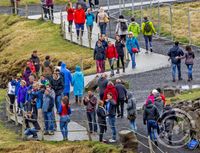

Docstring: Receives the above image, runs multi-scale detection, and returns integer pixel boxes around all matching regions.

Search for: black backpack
[120,22,128,31]
[144,22,151,33]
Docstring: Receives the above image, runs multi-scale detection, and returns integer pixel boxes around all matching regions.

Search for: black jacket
[115,83,127,101]
[97,106,107,126]
[98,77,108,95]
[94,46,106,60]
[30,54,40,72]
[49,76,64,96]
[168,45,184,64]
[115,40,125,57]
[105,99,116,117]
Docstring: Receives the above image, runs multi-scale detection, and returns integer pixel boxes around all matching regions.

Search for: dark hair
[55,69,60,73]
[119,15,124,19]
[33,50,37,53]
[26,66,31,71]
[58,61,62,66]
[144,16,148,20]
[40,85,46,90]
[131,17,135,22]
[62,96,69,109]
[185,45,192,51]
[156,88,162,93]
[175,41,179,46]
[45,55,50,60]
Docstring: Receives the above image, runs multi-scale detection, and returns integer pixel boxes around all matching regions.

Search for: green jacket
[128,22,140,38]
[142,20,156,36]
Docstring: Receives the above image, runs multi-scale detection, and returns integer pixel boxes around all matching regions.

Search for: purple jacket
[46,0,53,6]
[17,86,28,104]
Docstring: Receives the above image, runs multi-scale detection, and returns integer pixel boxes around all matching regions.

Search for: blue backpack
[187,139,199,150]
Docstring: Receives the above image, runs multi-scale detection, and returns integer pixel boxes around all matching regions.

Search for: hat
[152,89,159,95]
[128,32,133,35]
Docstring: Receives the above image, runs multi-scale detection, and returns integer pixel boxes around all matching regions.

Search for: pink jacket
[145,94,155,105]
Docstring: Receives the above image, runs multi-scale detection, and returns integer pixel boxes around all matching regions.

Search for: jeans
[87,25,93,38]
[99,22,107,35]
[172,63,181,80]
[42,5,48,18]
[87,111,98,132]
[24,128,38,137]
[55,95,62,112]
[130,53,136,68]
[43,112,54,132]
[96,60,104,73]
[108,58,115,75]
[60,115,70,139]
[68,20,73,32]
[117,99,125,117]
[117,56,125,70]
[144,35,152,51]
[75,23,84,37]
[186,64,193,79]
[130,119,137,132]
[108,116,116,140]
[147,120,158,141]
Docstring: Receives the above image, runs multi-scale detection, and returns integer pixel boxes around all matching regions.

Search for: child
[185,45,195,81]
[59,96,71,141]
[97,100,107,142]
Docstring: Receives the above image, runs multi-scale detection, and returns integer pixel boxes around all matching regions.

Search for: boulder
[163,87,180,97]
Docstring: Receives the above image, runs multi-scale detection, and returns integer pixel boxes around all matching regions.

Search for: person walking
[97,7,109,35]
[94,40,106,73]
[128,17,140,38]
[97,73,108,100]
[127,92,137,132]
[72,66,84,105]
[30,50,40,76]
[86,8,95,39]
[105,92,117,143]
[126,32,140,69]
[46,0,54,20]
[97,100,107,142]
[184,45,195,82]
[142,16,156,53]
[103,81,118,104]
[106,41,118,77]
[83,91,98,134]
[115,79,127,118]
[115,35,125,73]
[59,96,71,140]
[143,100,160,146]
[154,92,164,117]
[168,41,184,82]
[115,15,128,41]
[74,4,86,39]
[66,1,74,32]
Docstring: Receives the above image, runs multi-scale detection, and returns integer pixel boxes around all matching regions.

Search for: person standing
[86,8,95,39]
[42,55,54,80]
[8,77,16,113]
[142,16,156,53]
[74,4,86,39]
[66,1,74,32]
[72,66,84,105]
[115,79,127,118]
[97,7,109,35]
[126,32,140,69]
[105,93,117,143]
[41,0,47,19]
[97,73,108,100]
[154,92,164,117]
[103,81,118,104]
[46,0,54,20]
[59,96,71,141]
[115,35,125,73]
[17,80,27,115]
[128,17,140,38]
[60,62,72,97]
[30,50,40,76]
[83,91,98,134]
[168,41,184,82]
[115,15,128,41]
[106,41,118,77]
[127,92,137,132]
[184,45,195,82]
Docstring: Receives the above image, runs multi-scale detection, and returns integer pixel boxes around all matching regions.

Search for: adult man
[168,41,184,82]
[30,50,40,76]
[142,16,156,53]
[83,91,98,134]
[128,17,140,38]
[115,79,127,118]
[97,73,108,100]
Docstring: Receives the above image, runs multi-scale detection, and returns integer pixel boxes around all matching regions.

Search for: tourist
[97,100,107,142]
[156,88,166,106]
[126,32,140,69]
[59,96,71,141]
[115,35,125,73]
[88,0,95,10]
[30,50,40,76]
[127,92,137,132]
[41,0,48,19]
[106,41,118,77]
[22,67,32,87]
[115,79,127,118]
[83,91,98,134]
[49,70,64,112]
[97,7,109,35]
[167,41,184,82]
[26,59,36,74]
[42,55,54,80]
[105,92,117,143]
[99,35,108,49]
[128,17,140,38]
[142,16,156,53]
[46,0,54,20]
[74,4,86,39]
[115,15,128,41]
[154,92,164,117]
[143,99,160,146]
[94,40,106,73]
[86,8,95,39]
[60,62,72,98]
[25,75,35,110]
[72,66,84,105]
[66,1,74,32]
[97,73,108,100]
[103,81,118,104]
[17,80,27,115]
[7,77,16,113]
[184,45,195,82]
[145,89,158,105]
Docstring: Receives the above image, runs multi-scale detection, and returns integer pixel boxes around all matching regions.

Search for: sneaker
[116,70,120,74]
[109,139,116,143]
[150,48,153,52]
[49,131,54,135]
[44,131,49,135]
[123,68,125,73]
[154,141,158,146]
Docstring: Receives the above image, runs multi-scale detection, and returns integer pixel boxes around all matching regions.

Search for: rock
[193,101,200,109]
[85,75,100,92]
[163,87,180,97]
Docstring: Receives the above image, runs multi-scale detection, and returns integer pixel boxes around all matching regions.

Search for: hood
[107,84,115,89]
[127,92,133,99]
[146,100,153,108]
[154,93,160,99]
[75,65,81,72]
[61,62,66,69]
[118,19,127,22]
[171,45,179,52]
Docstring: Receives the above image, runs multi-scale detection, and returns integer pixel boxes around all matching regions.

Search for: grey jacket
[127,93,137,117]
[154,93,164,116]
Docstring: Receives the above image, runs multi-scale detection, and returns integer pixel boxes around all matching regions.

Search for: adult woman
[97,7,109,35]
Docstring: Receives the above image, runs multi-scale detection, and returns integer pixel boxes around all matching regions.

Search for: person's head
[40,85,46,92]
[45,55,50,61]
[88,90,93,97]
[175,41,179,46]
[101,73,107,78]
[58,61,62,66]
[115,35,120,41]
[116,79,122,83]
[87,8,91,13]
[152,89,158,96]
[119,15,124,19]
[32,50,37,56]
[108,81,114,86]
[108,41,112,46]
[40,74,45,80]
[33,82,39,90]
[98,100,104,107]
[156,88,162,94]
[25,66,31,72]
[97,40,102,47]
[144,16,148,20]
[62,96,69,107]
[21,80,26,87]
[53,72,59,80]
[107,92,113,100]
[128,32,134,38]
[29,75,35,84]
[185,45,192,52]
[78,4,82,9]
[131,17,135,22]
[99,7,104,13]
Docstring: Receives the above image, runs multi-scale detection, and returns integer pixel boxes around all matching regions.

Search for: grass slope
[0,14,96,87]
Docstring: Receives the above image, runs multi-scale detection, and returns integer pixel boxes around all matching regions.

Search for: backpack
[185,53,194,65]
[144,22,151,33]
[187,139,199,150]
[121,22,128,31]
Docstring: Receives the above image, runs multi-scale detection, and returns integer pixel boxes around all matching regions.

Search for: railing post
[80,29,83,46]
[6,97,11,121]
[70,25,73,42]
[158,2,161,36]
[119,0,122,15]
[14,0,17,15]
[50,7,53,21]
[132,0,135,16]
[169,5,173,41]
[140,0,143,25]
[148,136,154,153]
[22,111,25,139]
[63,21,66,39]
[25,3,28,18]
[188,8,191,45]
[85,121,92,141]
[13,102,18,126]
[41,5,44,19]
[88,27,92,48]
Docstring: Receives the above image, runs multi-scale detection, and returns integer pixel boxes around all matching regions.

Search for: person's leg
[117,57,120,73]
[87,112,93,132]
[50,5,54,20]
[42,5,47,18]
[147,120,153,140]
[75,24,80,38]
[121,56,125,72]
[60,116,65,139]
[8,94,15,112]
[99,23,103,35]
[80,24,84,37]
[47,112,54,133]
[130,53,136,69]
[148,35,153,52]
[187,64,193,80]
[110,117,116,140]
[99,125,104,142]
[92,111,98,132]
[108,59,114,76]
[104,23,107,35]
[96,60,100,73]
[68,21,72,32]
[121,101,124,118]
[144,35,149,52]
[43,112,48,133]
[177,63,182,80]
[116,100,121,116]
[172,64,176,81]
[99,60,104,73]
[130,120,137,132]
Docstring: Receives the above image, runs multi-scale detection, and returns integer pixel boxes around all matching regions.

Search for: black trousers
[8,94,15,112]
[47,5,54,20]
[117,99,125,117]
[117,55,125,70]
[99,124,106,142]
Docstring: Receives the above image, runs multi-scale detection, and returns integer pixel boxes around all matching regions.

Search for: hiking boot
[116,70,120,74]
[109,139,116,143]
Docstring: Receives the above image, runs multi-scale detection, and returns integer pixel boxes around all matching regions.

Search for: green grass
[0,90,6,102]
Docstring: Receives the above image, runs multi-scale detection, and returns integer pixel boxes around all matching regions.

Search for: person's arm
[115,23,119,34]
[68,107,72,115]
[135,38,140,51]
[143,109,147,124]
[150,22,156,34]
[141,23,145,34]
